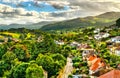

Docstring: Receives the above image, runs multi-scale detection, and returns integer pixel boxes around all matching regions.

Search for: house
[82,49,95,60]
[0,37,8,44]
[11,38,20,42]
[94,28,100,33]
[78,43,91,50]
[37,36,43,42]
[108,46,120,56]
[55,40,65,45]
[98,69,120,78]
[111,36,120,43]
[102,33,110,38]
[87,55,105,75]
[115,47,120,56]
[94,34,102,40]
[70,41,81,48]
[94,33,110,40]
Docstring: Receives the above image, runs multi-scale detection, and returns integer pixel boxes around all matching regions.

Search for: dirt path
[57,57,73,78]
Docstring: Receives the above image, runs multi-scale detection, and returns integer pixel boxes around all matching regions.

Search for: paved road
[60,57,73,78]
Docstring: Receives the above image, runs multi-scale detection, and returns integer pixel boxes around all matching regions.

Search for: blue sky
[0,0,120,25]
[0,0,70,12]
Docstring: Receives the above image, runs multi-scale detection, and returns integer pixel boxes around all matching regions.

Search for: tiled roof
[90,58,101,71]
[98,69,120,78]
[88,55,105,72]
[88,55,97,61]
[90,63,99,71]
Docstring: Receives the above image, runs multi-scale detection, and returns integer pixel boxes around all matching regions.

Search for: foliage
[116,18,120,27]
[2,51,16,63]
[8,63,29,78]
[26,63,44,78]
[0,25,120,78]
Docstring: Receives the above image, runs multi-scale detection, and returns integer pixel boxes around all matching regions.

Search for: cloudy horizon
[0,0,120,25]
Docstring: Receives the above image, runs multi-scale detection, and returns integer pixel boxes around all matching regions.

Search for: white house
[94,28,100,33]
[111,36,120,43]
[102,33,110,38]
[94,33,110,40]
[82,49,95,60]
[70,41,81,47]
[94,34,102,40]
[108,46,120,56]
[55,40,65,45]
[115,47,120,56]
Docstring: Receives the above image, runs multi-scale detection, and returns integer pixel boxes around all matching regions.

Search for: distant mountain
[0,12,120,30]
[40,12,120,31]
[0,21,52,30]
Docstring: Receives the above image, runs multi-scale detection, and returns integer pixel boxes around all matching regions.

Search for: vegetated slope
[0,21,52,30]
[40,12,120,31]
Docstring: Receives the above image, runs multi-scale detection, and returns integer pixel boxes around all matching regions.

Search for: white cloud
[0,0,120,25]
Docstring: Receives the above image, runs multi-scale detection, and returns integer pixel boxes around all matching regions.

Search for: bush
[116,18,120,27]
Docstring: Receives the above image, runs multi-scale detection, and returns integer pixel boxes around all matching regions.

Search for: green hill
[40,12,120,31]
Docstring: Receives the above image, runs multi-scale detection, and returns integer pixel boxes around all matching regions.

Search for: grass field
[0,32,20,38]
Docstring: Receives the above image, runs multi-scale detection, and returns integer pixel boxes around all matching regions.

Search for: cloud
[0,0,120,25]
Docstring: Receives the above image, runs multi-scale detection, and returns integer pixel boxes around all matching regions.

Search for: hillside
[40,12,120,31]
[0,21,52,30]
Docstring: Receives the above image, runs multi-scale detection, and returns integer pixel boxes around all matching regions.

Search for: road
[58,57,73,78]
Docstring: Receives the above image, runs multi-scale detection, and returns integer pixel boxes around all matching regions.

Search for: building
[70,41,81,48]
[98,69,120,78]
[87,55,105,75]
[108,46,120,56]
[114,47,120,56]
[94,33,110,40]
[82,49,95,60]
[94,28,100,33]
[55,40,65,45]
[111,36,120,43]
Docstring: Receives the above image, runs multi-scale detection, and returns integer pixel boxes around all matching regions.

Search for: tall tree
[26,63,44,78]
[116,18,120,27]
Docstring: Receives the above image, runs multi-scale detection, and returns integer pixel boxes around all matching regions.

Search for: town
[0,18,120,78]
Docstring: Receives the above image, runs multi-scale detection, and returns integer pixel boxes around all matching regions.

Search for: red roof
[90,58,104,71]
[88,55,105,71]
[90,63,99,71]
[88,55,97,61]
[98,69,120,78]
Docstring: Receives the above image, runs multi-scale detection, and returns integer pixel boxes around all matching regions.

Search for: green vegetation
[0,17,120,78]
[0,28,68,78]
[116,18,120,27]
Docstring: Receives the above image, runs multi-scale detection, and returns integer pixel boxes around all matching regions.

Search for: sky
[0,0,120,25]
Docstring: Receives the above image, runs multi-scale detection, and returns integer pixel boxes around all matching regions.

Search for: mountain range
[40,12,120,31]
[0,11,120,30]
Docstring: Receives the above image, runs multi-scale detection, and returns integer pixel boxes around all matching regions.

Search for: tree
[37,34,57,54]
[109,54,120,68]
[13,46,30,62]
[51,53,66,66]
[116,18,120,27]
[8,63,29,78]
[26,63,44,78]
[2,51,16,63]
[0,44,7,59]
[36,54,54,77]
[0,61,6,77]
